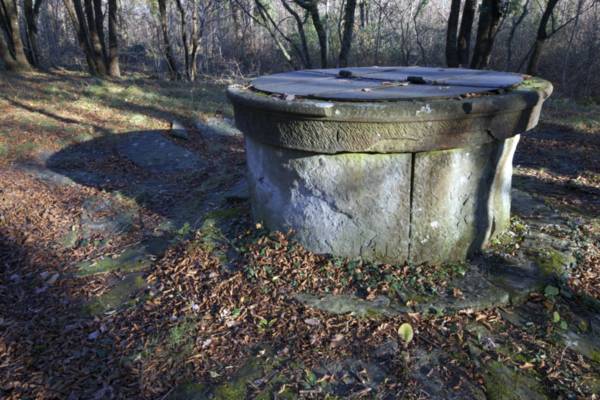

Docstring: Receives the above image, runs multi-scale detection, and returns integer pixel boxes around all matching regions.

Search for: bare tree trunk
[23,0,44,67]
[107,0,120,77]
[157,0,179,79]
[293,0,327,67]
[0,25,20,70]
[281,0,312,67]
[457,0,475,66]
[174,0,190,78]
[93,0,107,61]
[0,0,32,71]
[311,6,327,67]
[189,0,199,81]
[471,0,503,69]
[64,0,98,74]
[359,0,366,28]
[526,0,560,75]
[84,0,107,74]
[445,0,461,67]
[561,0,584,89]
[505,0,530,70]
[338,0,356,67]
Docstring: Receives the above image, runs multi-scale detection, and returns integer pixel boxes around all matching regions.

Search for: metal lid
[251,66,524,101]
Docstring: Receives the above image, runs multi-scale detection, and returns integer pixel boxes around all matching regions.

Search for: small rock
[330,334,345,348]
[170,119,189,140]
[195,117,242,138]
[223,179,249,202]
[46,273,60,286]
[35,286,47,294]
[374,339,399,359]
[304,318,321,326]
[88,330,100,341]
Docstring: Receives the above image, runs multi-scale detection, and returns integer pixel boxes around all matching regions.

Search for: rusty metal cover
[251,66,524,101]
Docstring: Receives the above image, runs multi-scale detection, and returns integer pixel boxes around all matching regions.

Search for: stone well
[227,67,552,264]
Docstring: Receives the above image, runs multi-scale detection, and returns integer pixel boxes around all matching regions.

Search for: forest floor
[0,70,599,400]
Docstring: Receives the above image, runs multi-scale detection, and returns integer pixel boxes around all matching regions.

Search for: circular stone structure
[227,66,552,264]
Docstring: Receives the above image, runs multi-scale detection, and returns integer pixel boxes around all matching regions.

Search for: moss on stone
[484,361,548,400]
[60,226,80,249]
[85,273,146,316]
[590,350,600,364]
[534,248,571,277]
[582,375,600,393]
[167,383,208,400]
[213,357,266,400]
[76,246,152,276]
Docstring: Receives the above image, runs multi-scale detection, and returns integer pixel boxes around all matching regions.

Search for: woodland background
[0,0,599,98]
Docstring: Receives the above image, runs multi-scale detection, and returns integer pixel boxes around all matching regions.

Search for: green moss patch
[85,273,146,316]
[533,248,573,278]
[484,361,549,400]
[76,245,153,276]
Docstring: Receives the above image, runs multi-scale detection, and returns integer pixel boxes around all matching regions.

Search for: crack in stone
[407,153,416,260]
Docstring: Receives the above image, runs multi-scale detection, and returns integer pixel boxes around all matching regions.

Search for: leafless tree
[0,0,33,71]
[471,0,505,68]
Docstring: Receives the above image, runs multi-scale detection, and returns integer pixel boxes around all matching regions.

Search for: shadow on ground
[45,129,248,232]
[0,231,140,398]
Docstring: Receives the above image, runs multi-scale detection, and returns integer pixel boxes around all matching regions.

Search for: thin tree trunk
[359,0,365,28]
[189,0,200,81]
[84,0,107,74]
[310,4,327,67]
[526,0,560,75]
[505,0,530,70]
[470,0,503,69]
[254,0,295,67]
[281,0,311,67]
[65,0,97,74]
[23,0,44,67]
[293,0,327,68]
[561,0,583,89]
[93,0,107,62]
[174,0,190,79]
[157,0,179,79]
[338,0,356,67]
[445,0,461,67]
[107,0,120,77]
[457,0,475,66]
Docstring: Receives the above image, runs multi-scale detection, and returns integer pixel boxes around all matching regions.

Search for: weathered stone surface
[116,131,205,174]
[252,67,525,100]
[560,329,600,363]
[411,349,486,400]
[410,137,518,263]
[223,178,249,202]
[482,254,548,305]
[76,246,152,276]
[246,135,412,262]
[196,117,241,138]
[228,77,552,154]
[80,196,136,240]
[85,272,146,316]
[295,293,406,317]
[170,119,189,140]
[314,358,388,395]
[483,361,549,400]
